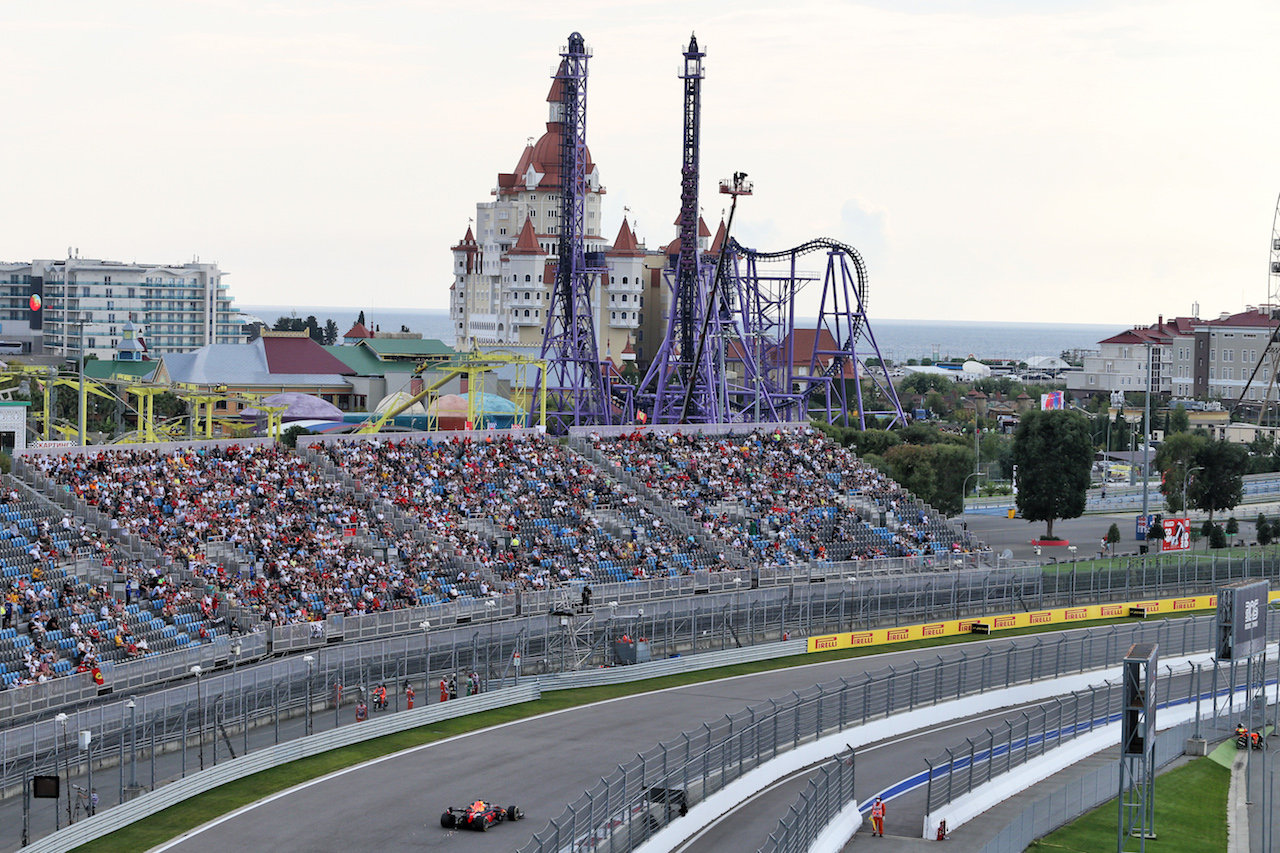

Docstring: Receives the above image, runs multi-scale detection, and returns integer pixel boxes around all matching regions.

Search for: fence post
[966,738,976,795]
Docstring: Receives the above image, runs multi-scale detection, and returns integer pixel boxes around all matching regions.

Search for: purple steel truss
[538,32,613,430]
[637,34,733,424]
[724,238,907,429]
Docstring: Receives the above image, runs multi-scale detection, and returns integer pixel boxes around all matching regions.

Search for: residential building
[1068,308,1280,405]
[1068,315,1198,398]
[0,256,241,360]
[1188,309,1278,402]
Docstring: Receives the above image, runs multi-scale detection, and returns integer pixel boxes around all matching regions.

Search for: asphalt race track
[150,635,1128,853]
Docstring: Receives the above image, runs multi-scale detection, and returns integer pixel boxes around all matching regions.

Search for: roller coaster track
[728,236,870,339]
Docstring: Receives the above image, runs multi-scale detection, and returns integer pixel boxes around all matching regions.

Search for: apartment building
[0,256,241,359]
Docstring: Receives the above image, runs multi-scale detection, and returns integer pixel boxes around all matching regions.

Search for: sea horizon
[240,304,1128,362]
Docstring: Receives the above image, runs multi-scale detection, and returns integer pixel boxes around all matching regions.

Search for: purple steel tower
[538,32,612,429]
[638,34,728,424]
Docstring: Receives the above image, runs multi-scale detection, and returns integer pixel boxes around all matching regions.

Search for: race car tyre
[479,816,489,831]
[509,805,522,820]
[441,813,456,829]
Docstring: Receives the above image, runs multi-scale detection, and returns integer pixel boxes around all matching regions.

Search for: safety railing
[757,747,856,853]
[924,680,1122,813]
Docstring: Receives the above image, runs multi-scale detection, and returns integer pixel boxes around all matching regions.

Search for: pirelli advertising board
[806,591,1280,654]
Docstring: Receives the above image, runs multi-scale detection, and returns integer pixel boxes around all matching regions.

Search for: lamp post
[55,712,68,829]
[79,730,93,816]
[303,655,315,736]
[76,319,88,447]
[1182,465,1204,519]
[419,621,430,703]
[231,640,242,674]
[961,471,985,530]
[190,665,204,771]
[127,697,138,791]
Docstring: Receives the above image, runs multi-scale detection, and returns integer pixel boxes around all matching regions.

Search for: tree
[1209,524,1227,549]
[1225,517,1239,537]
[929,443,976,515]
[324,319,339,346]
[1155,431,1208,513]
[899,373,953,395]
[847,429,901,457]
[1147,515,1165,548]
[282,424,313,449]
[273,315,302,332]
[1011,410,1093,539]
[1111,411,1131,451]
[883,444,937,505]
[357,310,366,327]
[1167,404,1190,435]
[1193,440,1248,524]
[1105,522,1121,555]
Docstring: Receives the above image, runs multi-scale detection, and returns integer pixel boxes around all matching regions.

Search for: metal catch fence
[924,680,1124,813]
[757,747,856,853]
[513,617,1223,853]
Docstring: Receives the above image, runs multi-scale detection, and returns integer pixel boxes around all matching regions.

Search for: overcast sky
[2,0,1278,325]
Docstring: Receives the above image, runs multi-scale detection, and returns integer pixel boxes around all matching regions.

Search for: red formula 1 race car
[440,799,524,831]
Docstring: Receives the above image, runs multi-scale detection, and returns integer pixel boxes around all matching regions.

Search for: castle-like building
[450,64,700,370]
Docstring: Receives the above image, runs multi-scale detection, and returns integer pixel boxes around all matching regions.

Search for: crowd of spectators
[591,428,965,564]
[314,433,730,589]
[30,444,424,630]
[10,428,965,689]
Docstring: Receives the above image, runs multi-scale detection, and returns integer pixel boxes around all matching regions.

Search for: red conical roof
[451,226,478,251]
[508,217,547,255]
[608,218,644,257]
[709,219,727,256]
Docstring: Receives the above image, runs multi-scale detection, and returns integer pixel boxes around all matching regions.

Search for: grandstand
[0,426,973,695]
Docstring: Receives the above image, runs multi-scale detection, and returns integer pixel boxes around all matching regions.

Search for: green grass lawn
[75,611,1205,853]
[1028,758,1229,853]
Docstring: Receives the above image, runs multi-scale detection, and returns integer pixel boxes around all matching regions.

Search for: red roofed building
[1070,308,1280,403]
